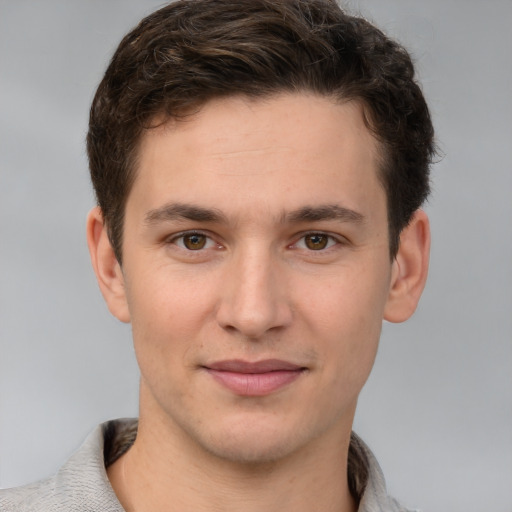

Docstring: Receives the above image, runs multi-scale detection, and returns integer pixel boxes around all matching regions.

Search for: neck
[108,423,357,512]
[108,389,358,512]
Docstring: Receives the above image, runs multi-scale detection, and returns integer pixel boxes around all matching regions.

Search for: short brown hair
[87,0,435,263]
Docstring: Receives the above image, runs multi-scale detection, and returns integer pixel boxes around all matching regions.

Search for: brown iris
[304,233,329,250]
[183,233,207,250]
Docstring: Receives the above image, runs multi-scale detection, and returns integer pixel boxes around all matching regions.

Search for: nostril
[216,298,293,340]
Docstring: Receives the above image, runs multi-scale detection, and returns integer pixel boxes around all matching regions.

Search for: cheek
[314,303,381,415]
[127,262,213,327]
[303,266,389,380]
[125,271,211,373]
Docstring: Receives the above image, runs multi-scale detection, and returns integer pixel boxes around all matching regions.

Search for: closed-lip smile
[203,359,306,396]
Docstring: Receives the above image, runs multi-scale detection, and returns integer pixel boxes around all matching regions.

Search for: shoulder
[0,419,136,512]
[0,477,51,511]
[0,475,66,512]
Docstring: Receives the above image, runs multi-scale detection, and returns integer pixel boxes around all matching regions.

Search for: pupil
[306,234,327,250]
[185,234,205,250]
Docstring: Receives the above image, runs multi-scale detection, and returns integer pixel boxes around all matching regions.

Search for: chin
[204,436,298,465]
[193,417,314,466]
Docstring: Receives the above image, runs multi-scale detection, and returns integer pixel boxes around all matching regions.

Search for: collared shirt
[0,419,415,511]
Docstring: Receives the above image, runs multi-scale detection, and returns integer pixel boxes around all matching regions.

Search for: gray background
[1,1,511,511]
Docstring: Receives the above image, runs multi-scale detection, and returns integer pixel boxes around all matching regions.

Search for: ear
[384,209,430,323]
[86,207,131,323]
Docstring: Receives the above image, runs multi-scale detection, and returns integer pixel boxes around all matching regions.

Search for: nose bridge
[217,241,291,338]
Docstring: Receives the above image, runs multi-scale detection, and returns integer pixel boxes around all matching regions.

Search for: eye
[173,232,216,250]
[295,233,338,251]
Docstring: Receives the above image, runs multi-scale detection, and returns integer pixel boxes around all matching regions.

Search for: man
[1,0,434,510]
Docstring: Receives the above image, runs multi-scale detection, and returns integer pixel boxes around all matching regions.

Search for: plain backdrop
[1,1,511,511]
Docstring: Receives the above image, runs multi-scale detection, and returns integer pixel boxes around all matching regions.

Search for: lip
[203,359,306,396]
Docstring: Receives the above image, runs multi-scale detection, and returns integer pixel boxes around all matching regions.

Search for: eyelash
[168,230,343,252]
[291,232,341,251]
[168,231,218,251]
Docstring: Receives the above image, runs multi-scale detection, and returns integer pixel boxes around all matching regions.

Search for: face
[115,94,398,463]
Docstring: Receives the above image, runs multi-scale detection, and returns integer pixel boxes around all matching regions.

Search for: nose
[216,247,293,339]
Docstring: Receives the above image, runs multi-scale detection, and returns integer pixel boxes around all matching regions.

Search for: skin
[87,93,430,512]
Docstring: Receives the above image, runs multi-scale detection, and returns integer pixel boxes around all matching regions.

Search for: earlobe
[384,209,430,323]
[86,207,131,323]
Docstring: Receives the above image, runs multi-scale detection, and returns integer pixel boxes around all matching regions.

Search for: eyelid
[167,230,220,250]
[164,229,347,251]
[291,231,346,250]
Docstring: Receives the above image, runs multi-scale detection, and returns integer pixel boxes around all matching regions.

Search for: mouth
[203,359,307,396]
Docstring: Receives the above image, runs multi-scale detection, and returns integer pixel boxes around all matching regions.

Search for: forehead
[129,93,384,221]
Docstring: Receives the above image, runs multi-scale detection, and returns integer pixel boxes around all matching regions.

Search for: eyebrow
[145,202,228,225]
[286,205,365,224]
[144,202,365,226]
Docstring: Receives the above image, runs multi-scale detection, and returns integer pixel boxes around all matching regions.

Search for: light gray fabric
[0,419,415,511]
[0,421,124,512]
